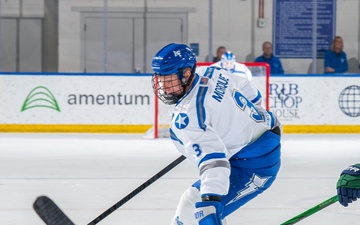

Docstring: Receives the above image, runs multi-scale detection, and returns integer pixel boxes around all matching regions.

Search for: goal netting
[145,62,270,138]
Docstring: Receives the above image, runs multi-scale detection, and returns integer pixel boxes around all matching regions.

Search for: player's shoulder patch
[199,77,209,86]
[174,113,189,130]
[203,67,216,78]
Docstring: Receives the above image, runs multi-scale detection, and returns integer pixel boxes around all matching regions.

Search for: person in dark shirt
[254,41,284,74]
[213,46,226,62]
[324,36,348,74]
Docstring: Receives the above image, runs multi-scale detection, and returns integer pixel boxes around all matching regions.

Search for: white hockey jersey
[211,61,253,80]
[169,66,277,196]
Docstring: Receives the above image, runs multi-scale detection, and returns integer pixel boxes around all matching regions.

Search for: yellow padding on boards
[0,124,152,133]
[283,125,360,133]
[0,124,359,133]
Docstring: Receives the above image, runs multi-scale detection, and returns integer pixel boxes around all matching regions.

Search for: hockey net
[146,62,270,138]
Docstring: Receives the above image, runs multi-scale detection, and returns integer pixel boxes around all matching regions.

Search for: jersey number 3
[233,90,264,122]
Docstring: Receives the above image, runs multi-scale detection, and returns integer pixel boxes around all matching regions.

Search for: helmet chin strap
[178,68,195,97]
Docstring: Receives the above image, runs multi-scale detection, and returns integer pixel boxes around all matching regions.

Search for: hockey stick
[33,155,186,225]
[33,196,75,225]
[280,195,338,225]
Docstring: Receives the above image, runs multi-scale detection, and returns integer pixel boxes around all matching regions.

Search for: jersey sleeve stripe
[169,128,183,145]
[199,160,231,175]
[268,111,276,128]
[250,90,262,104]
[232,70,246,74]
[196,86,208,131]
[198,152,226,167]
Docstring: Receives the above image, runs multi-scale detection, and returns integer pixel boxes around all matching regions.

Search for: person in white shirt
[151,43,281,225]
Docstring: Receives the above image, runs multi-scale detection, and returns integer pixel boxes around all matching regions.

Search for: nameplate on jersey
[212,73,229,103]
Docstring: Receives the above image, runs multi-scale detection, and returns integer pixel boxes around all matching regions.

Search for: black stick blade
[33,196,75,225]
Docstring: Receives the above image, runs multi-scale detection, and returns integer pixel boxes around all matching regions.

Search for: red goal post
[151,62,270,138]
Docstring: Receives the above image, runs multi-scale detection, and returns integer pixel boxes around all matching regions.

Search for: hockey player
[151,43,281,225]
[211,51,252,80]
[337,164,360,206]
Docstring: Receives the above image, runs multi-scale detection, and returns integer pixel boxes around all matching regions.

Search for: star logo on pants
[226,173,270,206]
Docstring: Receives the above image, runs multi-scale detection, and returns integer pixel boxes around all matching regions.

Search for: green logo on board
[21,86,60,112]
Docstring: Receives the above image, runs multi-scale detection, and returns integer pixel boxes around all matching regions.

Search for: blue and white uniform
[211,61,253,80]
[151,43,281,225]
[170,66,281,224]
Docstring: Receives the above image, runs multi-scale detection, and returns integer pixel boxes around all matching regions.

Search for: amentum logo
[21,86,61,112]
[338,85,360,117]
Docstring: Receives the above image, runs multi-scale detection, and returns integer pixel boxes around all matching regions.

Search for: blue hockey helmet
[221,51,236,71]
[152,43,197,105]
[151,43,197,77]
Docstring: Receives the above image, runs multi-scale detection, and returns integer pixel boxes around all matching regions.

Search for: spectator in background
[255,41,284,74]
[213,46,226,62]
[324,36,348,74]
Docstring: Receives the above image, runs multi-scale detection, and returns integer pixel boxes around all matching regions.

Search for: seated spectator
[212,51,252,80]
[324,36,348,74]
[255,41,284,74]
[212,46,226,62]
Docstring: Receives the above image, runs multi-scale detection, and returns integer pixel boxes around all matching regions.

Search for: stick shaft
[33,155,186,225]
[280,195,338,225]
[87,155,186,225]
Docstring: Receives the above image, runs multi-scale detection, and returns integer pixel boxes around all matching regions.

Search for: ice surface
[0,133,359,225]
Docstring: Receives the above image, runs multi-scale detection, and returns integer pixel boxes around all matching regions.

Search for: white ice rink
[1,133,359,225]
